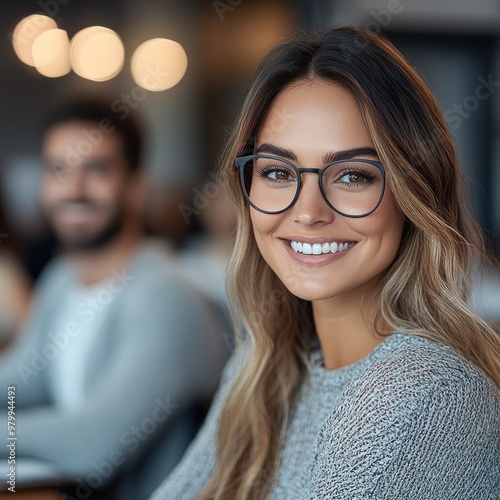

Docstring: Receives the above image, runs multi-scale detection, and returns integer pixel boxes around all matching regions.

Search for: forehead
[256,79,374,158]
[42,120,124,160]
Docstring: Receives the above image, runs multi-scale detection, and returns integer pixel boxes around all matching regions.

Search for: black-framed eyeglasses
[234,154,386,218]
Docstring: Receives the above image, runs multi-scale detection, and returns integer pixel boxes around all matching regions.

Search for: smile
[290,241,355,255]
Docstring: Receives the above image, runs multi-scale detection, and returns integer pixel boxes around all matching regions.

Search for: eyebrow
[255,143,379,163]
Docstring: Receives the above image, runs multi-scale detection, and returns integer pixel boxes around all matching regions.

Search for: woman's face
[249,79,406,304]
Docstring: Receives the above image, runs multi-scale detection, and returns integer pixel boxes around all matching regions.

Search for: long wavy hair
[199,26,500,499]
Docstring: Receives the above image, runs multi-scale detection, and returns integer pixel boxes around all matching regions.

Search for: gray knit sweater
[150,332,500,499]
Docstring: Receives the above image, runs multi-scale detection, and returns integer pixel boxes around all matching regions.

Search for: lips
[53,202,100,225]
[290,241,354,255]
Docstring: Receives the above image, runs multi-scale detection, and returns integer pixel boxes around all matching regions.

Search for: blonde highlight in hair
[198,27,500,500]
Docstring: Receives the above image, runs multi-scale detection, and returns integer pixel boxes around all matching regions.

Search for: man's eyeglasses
[234,154,386,218]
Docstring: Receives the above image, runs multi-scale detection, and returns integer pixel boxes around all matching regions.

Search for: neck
[66,224,143,285]
[312,282,389,370]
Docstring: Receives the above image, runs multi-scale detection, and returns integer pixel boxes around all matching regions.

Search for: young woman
[151,26,500,499]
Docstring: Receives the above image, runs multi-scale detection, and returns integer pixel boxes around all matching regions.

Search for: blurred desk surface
[0,458,74,495]
[0,488,61,499]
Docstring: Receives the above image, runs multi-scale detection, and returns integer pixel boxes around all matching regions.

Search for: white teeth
[290,240,353,255]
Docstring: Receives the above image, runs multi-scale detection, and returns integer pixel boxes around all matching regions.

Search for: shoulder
[312,334,499,497]
[376,334,499,398]
[324,332,499,448]
[117,239,203,307]
[30,256,74,307]
[122,239,180,286]
[349,332,498,401]
[125,240,230,329]
[36,255,73,285]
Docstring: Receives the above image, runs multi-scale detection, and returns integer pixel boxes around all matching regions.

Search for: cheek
[360,193,405,259]
[250,210,266,237]
[250,210,280,248]
[249,211,285,273]
[40,176,61,204]
[86,175,123,200]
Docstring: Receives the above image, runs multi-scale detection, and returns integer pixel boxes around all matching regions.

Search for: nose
[291,173,335,226]
[61,165,87,199]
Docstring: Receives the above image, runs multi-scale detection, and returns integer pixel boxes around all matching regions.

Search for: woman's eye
[256,166,295,182]
[268,169,292,181]
[340,172,366,184]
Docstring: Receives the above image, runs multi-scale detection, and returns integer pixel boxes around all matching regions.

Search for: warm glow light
[32,29,71,78]
[12,15,58,66]
[131,38,188,91]
[70,26,124,82]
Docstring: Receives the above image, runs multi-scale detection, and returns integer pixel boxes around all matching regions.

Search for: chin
[52,216,123,251]
[56,229,111,251]
[282,281,338,302]
[59,237,102,251]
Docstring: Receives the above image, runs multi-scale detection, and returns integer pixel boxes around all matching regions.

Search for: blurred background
[0,0,499,278]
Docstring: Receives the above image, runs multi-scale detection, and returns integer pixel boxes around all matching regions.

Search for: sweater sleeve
[306,347,500,499]
[0,269,228,485]
[149,350,241,500]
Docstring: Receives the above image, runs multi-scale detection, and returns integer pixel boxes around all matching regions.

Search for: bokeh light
[32,29,71,78]
[12,15,58,66]
[131,38,188,91]
[70,26,124,82]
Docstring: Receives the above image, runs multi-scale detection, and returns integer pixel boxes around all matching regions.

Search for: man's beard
[65,213,123,251]
[42,200,125,252]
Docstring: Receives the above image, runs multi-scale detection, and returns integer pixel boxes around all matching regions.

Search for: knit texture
[150,332,500,499]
